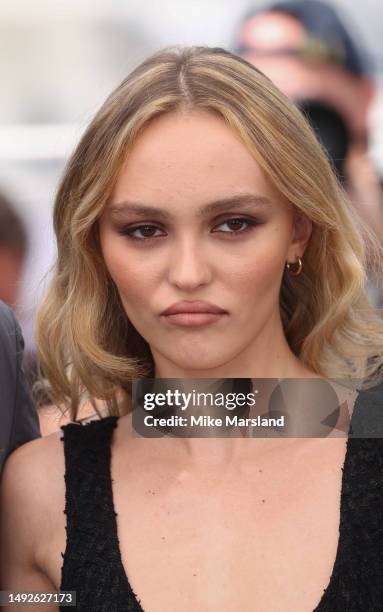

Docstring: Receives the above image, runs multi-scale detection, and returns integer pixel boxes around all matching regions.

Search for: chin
[168,352,233,375]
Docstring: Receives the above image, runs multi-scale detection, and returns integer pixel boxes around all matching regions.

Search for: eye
[116,216,259,242]
[212,217,258,235]
[117,224,166,240]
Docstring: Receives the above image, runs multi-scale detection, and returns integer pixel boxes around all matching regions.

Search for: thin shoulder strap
[60,416,125,602]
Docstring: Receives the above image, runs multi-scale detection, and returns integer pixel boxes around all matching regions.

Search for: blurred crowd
[1,0,383,435]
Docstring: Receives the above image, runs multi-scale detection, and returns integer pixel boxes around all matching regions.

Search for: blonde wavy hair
[35,45,383,420]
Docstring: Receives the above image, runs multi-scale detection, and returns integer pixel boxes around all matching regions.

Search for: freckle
[193,573,197,577]
[161,536,166,540]
[258,469,262,473]
[261,499,266,503]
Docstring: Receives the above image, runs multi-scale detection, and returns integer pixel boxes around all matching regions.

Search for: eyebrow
[109,194,272,220]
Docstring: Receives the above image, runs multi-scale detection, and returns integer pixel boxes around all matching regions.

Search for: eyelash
[117,217,260,242]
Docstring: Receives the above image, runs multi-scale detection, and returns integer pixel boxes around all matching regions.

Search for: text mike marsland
[144,414,285,428]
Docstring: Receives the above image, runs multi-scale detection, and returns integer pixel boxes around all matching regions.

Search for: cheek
[228,263,282,310]
[109,260,155,309]
[222,235,287,299]
[100,233,156,308]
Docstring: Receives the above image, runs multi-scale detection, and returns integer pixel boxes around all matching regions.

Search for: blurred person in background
[0,190,46,410]
[0,300,40,473]
[233,0,383,308]
[0,190,28,311]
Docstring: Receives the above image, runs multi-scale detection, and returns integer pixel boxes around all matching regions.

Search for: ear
[359,77,375,109]
[287,211,312,261]
[350,77,375,147]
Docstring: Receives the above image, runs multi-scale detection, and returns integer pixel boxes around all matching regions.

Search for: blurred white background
[1,0,383,347]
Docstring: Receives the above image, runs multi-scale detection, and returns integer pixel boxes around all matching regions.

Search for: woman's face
[98,109,311,376]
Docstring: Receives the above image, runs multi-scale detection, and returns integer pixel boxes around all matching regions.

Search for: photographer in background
[233,0,383,308]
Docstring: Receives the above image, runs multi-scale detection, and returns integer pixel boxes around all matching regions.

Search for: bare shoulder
[2,428,64,494]
[0,430,66,596]
[1,430,65,544]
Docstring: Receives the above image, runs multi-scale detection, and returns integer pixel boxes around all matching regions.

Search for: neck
[146,313,322,466]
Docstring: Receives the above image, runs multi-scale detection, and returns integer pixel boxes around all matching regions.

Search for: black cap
[235,0,373,77]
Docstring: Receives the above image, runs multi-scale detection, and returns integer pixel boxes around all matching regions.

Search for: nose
[167,236,212,291]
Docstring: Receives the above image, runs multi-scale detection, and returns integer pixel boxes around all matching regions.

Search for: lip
[161,312,226,327]
[161,300,227,316]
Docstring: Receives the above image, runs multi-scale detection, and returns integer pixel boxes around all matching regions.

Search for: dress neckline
[106,414,351,612]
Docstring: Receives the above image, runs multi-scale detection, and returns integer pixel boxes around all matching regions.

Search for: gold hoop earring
[286,256,303,276]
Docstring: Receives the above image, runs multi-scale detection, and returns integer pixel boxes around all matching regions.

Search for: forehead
[240,12,306,49]
[111,110,280,208]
